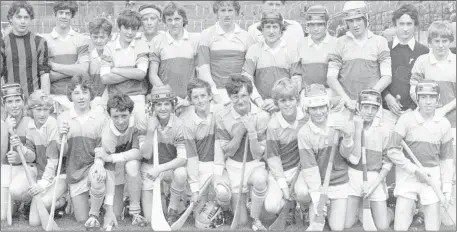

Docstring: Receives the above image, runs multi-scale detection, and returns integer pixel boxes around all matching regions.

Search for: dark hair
[7,1,35,21]
[392,4,419,26]
[212,1,241,15]
[162,2,188,27]
[53,1,78,18]
[262,0,286,4]
[225,75,253,96]
[138,4,162,16]
[257,19,287,32]
[67,75,95,102]
[117,10,142,30]
[187,78,212,100]
[88,17,113,36]
[107,94,134,115]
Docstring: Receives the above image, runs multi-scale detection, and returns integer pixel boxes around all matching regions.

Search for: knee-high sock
[250,186,267,219]
[89,185,105,217]
[169,181,186,211]
[127,174,142,215]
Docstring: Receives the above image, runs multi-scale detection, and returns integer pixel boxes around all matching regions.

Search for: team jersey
[42,28,90,95]
[149,30,200,99]
[197,22,254,89]
[5,114,33,165]
[327,30,392,100]
[214,103,269,176]
[266,108,308,189]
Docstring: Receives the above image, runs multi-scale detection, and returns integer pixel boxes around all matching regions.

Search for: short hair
[271,78,299,105]
[258,18,287,32]
[88,17,113,36]
[107,94,134,115]
[427,20,454,43]
[225,75,253,96]
[392,4,419,26]
[162,2,188,27]
[67,75,95,102]
[117,10,142,30]
[53,1,78,18]
[262,0,286,4]
[138,4,162,16]
[187,78,212,100]
[212,1,241,15]
[7,1,35,21]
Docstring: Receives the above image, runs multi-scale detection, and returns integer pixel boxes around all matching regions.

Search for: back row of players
[1,0,456,231]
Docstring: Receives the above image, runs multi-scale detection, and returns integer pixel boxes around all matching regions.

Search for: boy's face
[109,108,131,132]
[430,37,450,58]
[165,11,184,35]
[217,4,236,27]
[10,8,31,35]
[359,104,379,123]
[119,25,138,44]
[3,96,24,117]
[346,17,366,37]
[307,22,327,41]
[140,8,160,35]
[395,14,415,42]
[277,96,297,118]
[308,105,328,125]
[153,100,173,120]
[417,94,438,114]
[230,86,251,114]
[31,106,51,127]
[262,22,282,44]
[71,85,91,111]
[55,9,73,29]
[90,31,110,50]
[190,87,211,113]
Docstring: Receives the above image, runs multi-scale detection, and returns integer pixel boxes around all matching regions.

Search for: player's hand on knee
[6,150,21,164]
[414,169,430,184]
[146,167,161,181]
[92,163,106,182]
[28,183,45,196]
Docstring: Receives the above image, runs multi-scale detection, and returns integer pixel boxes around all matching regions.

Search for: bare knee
[214,183,231,207]
[264,198,281,214]
[172,167,187,185]
[249,168,268,190]
[125,160,141,177]
[295,186,311,204]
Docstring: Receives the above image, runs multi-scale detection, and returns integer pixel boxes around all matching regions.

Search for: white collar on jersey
[392,36,416,50]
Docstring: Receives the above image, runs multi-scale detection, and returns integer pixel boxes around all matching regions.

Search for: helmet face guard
[343,8,367,21]
[416,81,440,102]
[306,13,328,24]
[303,84,329,108]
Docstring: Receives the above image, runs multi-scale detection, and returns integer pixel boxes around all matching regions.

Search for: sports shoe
[252,218,267,231]
[84,214,101,231]
[131,213,147,227]
[167,208,179,225]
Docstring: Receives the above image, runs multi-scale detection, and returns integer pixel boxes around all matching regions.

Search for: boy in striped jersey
[214,75,270,231]
[44,1,90,113]
[8,90,68,226]
[140,85,187,225]
[297,84,355,231]
[94,94,146,227]
[387,80,454,231]
[197,1,254,105]
[264,78,309,224]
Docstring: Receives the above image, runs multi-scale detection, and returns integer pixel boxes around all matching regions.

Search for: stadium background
[1,1,455,45]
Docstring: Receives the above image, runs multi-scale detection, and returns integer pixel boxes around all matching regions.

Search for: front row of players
[0,75,454,231]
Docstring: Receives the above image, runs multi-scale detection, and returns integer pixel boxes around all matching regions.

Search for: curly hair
[187,78,212,101]
[271,78,299,106]
[66,75,95,102]
[88,17,113,36]
[162,2,188,27]
[212,1,241,15]
[107,94,134,115]
[392,4,419,26]
[117,10,142,30]
[225,75,253,96]
[7,1,35,21]
[53,1,78,18]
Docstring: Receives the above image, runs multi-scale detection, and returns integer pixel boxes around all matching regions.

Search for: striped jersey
[410,52,456,127]
[42,28,90,95]
[2,32,50,97]
[150,30,200,99]
[327,30,392,99]
[142,114,186,165]
[266,109,308,188]
[242,39,300,100]
[248,20,304,48]
[295,34,338,87]
[214,103,270,175]
[197,23,254,89]
[57,106,108,184]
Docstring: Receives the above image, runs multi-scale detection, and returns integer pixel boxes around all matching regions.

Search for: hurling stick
[230,134,249,229]
[401,140,456,225]
[151,129,171,231]
[6,145,13,226]
[15,145,60,231]
[171,176,213,230]
[307,131,340,231]
[361,130,377,231]
[269,164,302,230]
[46,134,67,231]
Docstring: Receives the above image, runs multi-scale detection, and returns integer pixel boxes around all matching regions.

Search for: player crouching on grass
[94,94,147,227]
[140,84,187,225]
[9,90,68,227]
[56,76,114,230]
[344,89,393,230]
[386,80,454,231]
[297,84,356,231]
[214,75,270,231]
[264,78,309,226]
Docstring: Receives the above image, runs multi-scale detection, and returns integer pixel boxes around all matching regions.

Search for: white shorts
[198,161,214,188]
[1,164,37,187]
[327,182,350,200]
[347,167,388,201]
[51,94,74,113]
[140,163,174,191]
[226,158,265,194]
[69,173,90,198]
[394,165,440,205]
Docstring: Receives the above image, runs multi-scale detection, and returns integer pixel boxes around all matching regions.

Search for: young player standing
[214,75,270,231]
[140,85,188,225]
[297,84,356,231]
[387,80,454,231]
[327,1,392,112]
[197,1,254,105]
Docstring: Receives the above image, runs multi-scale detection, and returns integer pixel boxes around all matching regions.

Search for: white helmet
[195,201,224,229]
[342,1,368,21]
